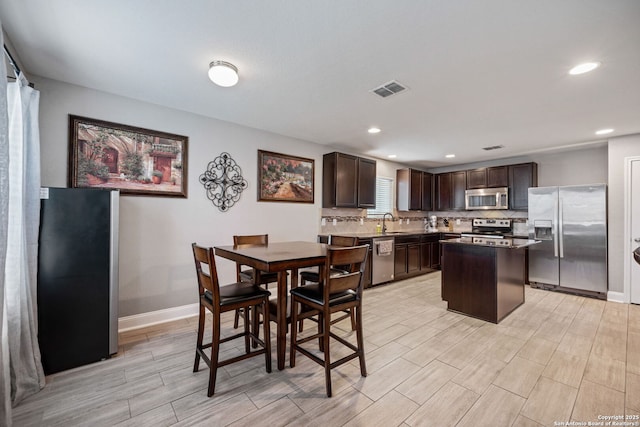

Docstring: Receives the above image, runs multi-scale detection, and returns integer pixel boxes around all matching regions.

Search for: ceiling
[2,0,639,168]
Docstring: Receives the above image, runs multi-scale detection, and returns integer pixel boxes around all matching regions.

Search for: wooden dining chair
[289,244,369,397]
[191,243,271,397]
[232,234,280,329]
[299,235,358,331]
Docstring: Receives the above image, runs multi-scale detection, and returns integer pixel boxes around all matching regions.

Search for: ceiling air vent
[482,145,505,151]
[371,80,407,98]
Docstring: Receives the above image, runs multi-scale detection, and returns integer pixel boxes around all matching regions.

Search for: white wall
[35,77,330,317]
[608,134,640,294]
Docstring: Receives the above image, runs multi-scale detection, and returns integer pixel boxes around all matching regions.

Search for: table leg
[277,270,288,370]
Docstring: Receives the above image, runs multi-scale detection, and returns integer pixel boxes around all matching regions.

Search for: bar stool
[191,243,271,397]
[299,235,358,331]
[289,244,368,397]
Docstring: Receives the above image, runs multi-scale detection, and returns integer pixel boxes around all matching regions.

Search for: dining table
[214,240,328,370]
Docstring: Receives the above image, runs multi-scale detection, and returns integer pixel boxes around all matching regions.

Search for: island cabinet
[322,152,376,208]
[436,171,466,211]
[466,166,509,189]
[396,168,433,211]
[508,162,538,210]
[441,241,527,323]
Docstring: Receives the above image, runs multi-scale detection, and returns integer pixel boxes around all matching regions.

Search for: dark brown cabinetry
[487,166,509,187]
[467,166,509,189]
[395,234,443,278]
[434,162,536,211]
[323,152,376,208]
[422,172,433,211]
[436,171,466,211]
[394,235,421,279]
[441,242,526,323]
[508,162,538,210]
[421,234,441,271]
[396,168,433,211]
[357,158,377,208]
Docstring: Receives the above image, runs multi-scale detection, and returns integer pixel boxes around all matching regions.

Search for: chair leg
[193,304,205,372]
[355,305,367,377]
[261,300,272,373]
[233,308,241,329]
[323,311,332,398]
[290,296,298,368]
[244,306,251,354]
[208,313,221,397]
[349,308,356,331]
[252,303,260,349]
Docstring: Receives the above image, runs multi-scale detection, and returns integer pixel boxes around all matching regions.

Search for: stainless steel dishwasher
[372,237,395,285]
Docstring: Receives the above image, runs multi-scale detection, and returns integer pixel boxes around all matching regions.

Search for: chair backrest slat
[324,245,368,299]
[233,234,268,247]
[192,243,220,304]
[329,235,358,247]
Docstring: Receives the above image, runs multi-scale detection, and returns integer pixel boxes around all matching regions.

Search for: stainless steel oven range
[461,218,512,239]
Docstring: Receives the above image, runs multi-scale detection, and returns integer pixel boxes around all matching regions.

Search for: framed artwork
[68,115,188,197]
[257,150,314,203]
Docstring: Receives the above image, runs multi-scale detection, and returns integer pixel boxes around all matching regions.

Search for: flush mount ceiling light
[368,127,381,134]
[445,154,456,158]
[387,154,397,159]
[595,128,614,135]
[208,61,239,87]
[569,62,600,75]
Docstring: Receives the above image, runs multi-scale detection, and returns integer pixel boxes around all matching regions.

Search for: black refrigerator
[37,187,119,374]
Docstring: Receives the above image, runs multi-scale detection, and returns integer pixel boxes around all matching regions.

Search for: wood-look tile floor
[13,272,640,426]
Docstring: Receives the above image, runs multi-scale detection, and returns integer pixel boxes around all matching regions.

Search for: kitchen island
[441,237,539,323]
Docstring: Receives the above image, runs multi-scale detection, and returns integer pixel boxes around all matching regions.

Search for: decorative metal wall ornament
[199,152,248,212]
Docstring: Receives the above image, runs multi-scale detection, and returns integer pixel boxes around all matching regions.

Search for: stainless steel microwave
[465,187,509,210]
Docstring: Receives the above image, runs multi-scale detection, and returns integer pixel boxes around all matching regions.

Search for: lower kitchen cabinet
[394,235,421,279]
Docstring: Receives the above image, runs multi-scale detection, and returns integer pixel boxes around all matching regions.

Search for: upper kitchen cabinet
[397,168,433,211]
[508,162,538,210]
[436,171,466,211]
[357,157,377,208]
[466,166,508,189]
[322,152,376,208]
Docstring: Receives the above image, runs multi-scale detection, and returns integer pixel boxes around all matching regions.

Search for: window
[367,177,393,216]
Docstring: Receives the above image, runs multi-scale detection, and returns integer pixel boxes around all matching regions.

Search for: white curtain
[6,70,45,405]
[0,27,12,427]
[1,28,46,426]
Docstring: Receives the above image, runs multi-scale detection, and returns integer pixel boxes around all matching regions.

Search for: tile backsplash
[319,208,529,235]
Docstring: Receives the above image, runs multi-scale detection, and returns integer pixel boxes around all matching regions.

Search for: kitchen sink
[382,231,405,235]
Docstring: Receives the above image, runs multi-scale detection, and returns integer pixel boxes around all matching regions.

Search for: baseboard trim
[607,291,628,303]
[118,303,199,333]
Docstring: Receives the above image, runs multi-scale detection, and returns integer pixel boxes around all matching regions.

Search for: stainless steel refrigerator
[528,184,607,297]
[37,187,119,374]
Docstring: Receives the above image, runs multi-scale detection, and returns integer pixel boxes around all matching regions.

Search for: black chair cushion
[204,283,271,306]
[290,284,356,306]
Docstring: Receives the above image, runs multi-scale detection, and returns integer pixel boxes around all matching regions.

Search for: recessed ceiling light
[445,154,455,158]
[368,127,381,134]
[387,154,397,159]
[595,128,614,135]
[569,62,600,75]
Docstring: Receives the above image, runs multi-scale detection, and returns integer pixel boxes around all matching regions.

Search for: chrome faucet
[382,212,395,233]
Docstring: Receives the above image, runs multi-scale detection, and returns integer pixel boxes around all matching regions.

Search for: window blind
[367,177,393,216]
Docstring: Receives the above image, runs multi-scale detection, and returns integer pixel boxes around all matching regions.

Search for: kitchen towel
[377,240,393,256]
